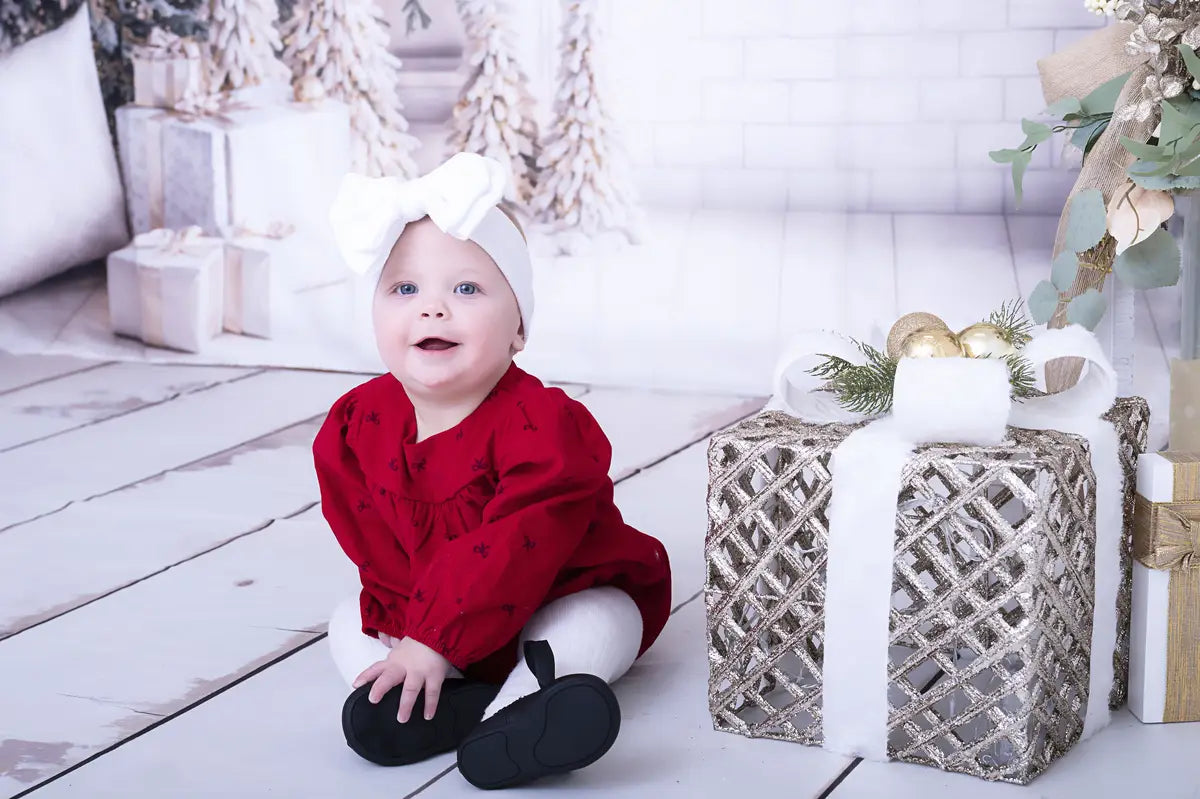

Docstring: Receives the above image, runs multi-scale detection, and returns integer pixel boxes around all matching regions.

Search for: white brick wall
[515,0,1108,214]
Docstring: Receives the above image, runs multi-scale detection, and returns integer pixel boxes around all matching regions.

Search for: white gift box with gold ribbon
[130,29,204,109]
[106,227,224,352]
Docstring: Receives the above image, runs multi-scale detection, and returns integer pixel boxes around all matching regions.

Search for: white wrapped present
[130,29,205,109]
[106,227,224,352]
[114,99,351,290]
[221,223,291,338]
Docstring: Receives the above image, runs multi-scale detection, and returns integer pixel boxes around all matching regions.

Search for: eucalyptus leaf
[1012,150,1033,208]
[1046,97,1083,118]
[1113,228,1183,289]
[1159,98,1200,150]
[1064,189,1108,253]
[1152,95,1190,146]
[1071,117,1107,151]
[1130,156,1181,179]
[1020,119,1054,148]
[1081,72,1132,116]
[1082,119,1111,159]
[1028,280,1061,324]
[1180,44,1200,83]
[1121,136,1169,161]
[1127,169,1200,190]
[1051,251,1080,292]
[1066,289,1108,331]
[989,148,1022,164]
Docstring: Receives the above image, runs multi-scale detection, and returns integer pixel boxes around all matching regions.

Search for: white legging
[328,586,644,719]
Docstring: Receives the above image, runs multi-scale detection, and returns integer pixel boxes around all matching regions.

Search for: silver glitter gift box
[704,399,1147,785]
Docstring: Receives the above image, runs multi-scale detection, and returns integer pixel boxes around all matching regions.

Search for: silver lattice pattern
[1104,397,1151,709]
[705,411,1109,784]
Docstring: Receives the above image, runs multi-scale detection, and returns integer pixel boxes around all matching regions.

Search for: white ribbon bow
[133,226,209,254]
[135,28,202,60]
[328,152,509,278]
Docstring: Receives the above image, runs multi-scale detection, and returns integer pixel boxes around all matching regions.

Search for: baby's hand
[353,637,453,722]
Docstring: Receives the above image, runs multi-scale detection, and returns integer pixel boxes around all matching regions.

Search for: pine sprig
[808,340,898,415]
[805,299,1040,414]
[986,299,1034,348]
[1004,353,1039,399]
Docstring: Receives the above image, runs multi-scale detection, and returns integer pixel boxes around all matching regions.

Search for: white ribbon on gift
[770,325,1122,760]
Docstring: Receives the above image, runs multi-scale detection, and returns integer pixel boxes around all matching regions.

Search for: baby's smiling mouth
[415,337,460,351]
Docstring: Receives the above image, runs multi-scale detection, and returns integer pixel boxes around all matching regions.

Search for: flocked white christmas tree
[532,0,640,250]
[281,0,420,178]
[207,0,290,92]
[447,0,540,205]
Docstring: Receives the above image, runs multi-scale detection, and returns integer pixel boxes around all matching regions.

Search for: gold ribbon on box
[133,227,211,348]
[1035,22,1158,391]
[223,221,292,335]
[1133,453,1200,722]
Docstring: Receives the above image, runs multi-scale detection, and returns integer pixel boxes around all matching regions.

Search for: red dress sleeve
[403,391,610,669]
[312,387,409,637]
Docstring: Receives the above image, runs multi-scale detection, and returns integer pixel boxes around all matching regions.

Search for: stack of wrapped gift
[106,52,352,349]
[114,97,350,292]
[704,325,1148,785]
[1129,359,1200,724]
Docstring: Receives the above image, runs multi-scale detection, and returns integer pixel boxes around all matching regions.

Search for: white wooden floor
[2,351,1198,799]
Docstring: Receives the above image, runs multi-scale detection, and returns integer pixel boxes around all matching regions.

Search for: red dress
[312,363,673,683]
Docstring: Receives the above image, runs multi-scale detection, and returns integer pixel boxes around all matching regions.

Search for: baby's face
[372,217,524,398]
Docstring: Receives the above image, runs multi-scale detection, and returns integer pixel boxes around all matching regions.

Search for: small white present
[220,222,293,338]
[106,227,224,352]
[130,29,205,109]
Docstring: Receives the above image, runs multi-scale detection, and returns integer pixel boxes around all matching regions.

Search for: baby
[314,153,673,790]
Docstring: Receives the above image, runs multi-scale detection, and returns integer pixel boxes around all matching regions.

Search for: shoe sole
[457,674,621,789]
[342,680,500,767]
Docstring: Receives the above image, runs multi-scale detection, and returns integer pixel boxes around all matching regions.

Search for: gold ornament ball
[886,312,951,359]
[957,323,1016,359]
[900,326,963,358]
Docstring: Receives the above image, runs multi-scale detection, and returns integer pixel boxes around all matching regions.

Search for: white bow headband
[328,152,534,338]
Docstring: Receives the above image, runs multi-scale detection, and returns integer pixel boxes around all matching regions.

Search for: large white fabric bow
[328,152,509,278]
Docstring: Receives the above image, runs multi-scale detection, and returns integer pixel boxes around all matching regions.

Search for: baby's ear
[511,321,526,354]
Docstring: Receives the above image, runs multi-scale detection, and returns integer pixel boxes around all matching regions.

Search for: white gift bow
[135,28,202,60]
[328,152,509,278]
[133,226,211,254]
[768,324,1122,759]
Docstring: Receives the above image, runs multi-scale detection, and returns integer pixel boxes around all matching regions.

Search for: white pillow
[0,4,129,298]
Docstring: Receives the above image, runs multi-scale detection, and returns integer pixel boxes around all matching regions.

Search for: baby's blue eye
[395,283,417,295]
[455,283,479,296]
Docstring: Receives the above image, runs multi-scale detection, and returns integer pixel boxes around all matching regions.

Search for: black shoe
[456,640,621,790]
[342,677,501,766]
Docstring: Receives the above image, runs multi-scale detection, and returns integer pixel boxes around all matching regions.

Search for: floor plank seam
[0,361,113,398]
[814,758,862,799]
[0,412,328,535]
[13,634,328,799]
[0,369,267,455]
[0,515,287,641]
